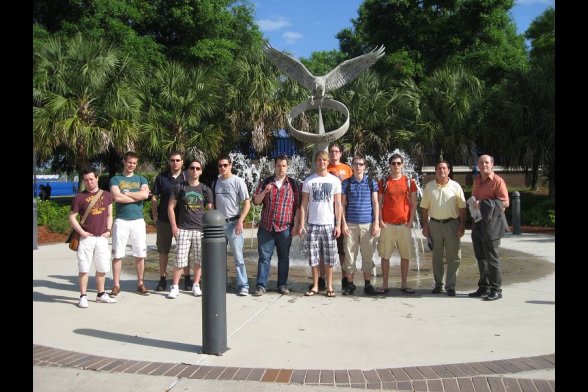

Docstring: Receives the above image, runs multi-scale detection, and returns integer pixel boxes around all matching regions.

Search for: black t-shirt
[172,183,213,230]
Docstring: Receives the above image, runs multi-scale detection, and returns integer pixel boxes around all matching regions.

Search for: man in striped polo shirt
[341,154,380,295]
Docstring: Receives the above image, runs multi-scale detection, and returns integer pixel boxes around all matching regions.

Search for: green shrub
[246,204,262,224]
[37,200,71,233]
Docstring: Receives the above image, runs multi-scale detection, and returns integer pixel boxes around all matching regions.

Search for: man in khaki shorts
[341,154,380,295]
[377,154,417,294]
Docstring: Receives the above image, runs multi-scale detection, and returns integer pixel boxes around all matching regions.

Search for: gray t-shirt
[214,175,249,219]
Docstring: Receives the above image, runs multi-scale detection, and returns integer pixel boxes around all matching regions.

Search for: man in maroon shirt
[69,167,116,308]
[252,155,301,296]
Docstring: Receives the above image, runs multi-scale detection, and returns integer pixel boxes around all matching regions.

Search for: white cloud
[282,31,303,44]
[515,0,554,5]
[256,16,291,32]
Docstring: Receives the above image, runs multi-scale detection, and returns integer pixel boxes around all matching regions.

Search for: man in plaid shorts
[166,159,213,298]
[296,151,342,298]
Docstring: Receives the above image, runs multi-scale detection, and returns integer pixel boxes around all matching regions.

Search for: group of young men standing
[68,146,509,308]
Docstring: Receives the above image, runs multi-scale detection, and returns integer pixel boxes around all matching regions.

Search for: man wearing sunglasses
[377,154,417,295]
[214,156,251,296]
[166,159,213,298]
[151,151,190,292]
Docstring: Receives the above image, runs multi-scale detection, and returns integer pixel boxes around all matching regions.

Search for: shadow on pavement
[73,328,202,353]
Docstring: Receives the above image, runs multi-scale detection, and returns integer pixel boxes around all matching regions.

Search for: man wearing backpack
[341,154,380,295]
[166,159,213,298]
[252,155,301,296]
[377,154,417,295]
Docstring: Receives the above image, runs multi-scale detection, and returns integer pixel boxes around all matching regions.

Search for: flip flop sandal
[326,290,336,298]
[304,289,318,296]
[400,287,415,294]
[377,288,390,294]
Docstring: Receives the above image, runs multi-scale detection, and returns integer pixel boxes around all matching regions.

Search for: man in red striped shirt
[252,155,301,296]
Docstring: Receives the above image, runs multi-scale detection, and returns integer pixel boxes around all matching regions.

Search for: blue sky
[253,0,555,59]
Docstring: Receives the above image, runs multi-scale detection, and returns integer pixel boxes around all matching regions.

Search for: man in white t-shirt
[294,151,342,298]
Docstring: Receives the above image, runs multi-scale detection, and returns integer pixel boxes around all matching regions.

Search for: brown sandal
[326,290,336,298]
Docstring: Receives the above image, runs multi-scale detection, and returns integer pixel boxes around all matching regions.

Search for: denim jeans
[225,221,249,290]
[256,227,291,289]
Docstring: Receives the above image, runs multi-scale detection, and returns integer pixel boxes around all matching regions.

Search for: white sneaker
[78,296,88,308]
[192,284,202,297]
[96,293,117,304]
[167,285,180,299]
[238,287,249,296]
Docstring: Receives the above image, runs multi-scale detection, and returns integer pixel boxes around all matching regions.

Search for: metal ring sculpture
[286,98,350,144]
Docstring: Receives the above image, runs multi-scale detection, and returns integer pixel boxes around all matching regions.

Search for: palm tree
[399,66,483,165]
[484,54,554,197]
[140,61,221,166]
[33,34,143,179]
[334,70,401,157]
[224,50,290,154]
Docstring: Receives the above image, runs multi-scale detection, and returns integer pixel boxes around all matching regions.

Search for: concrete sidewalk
[33,230,555,391]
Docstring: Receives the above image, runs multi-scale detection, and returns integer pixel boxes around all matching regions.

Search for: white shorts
[77,236,111,273]
[111,218,147,259]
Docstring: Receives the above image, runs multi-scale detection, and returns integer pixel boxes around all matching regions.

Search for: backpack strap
[211,177,218,209]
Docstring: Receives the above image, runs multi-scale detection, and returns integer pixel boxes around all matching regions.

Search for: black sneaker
[484,291,502,301]
[447,289,456,297]
[364,285,378,296]
[341,277,349,290]
[468,288,489,297]
[184,277,193,291]
[156,277,167,292]
[347,282,356,295]
[431,286,443,294]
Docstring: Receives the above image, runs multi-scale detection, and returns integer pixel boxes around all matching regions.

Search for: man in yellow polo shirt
[420,161,466,296]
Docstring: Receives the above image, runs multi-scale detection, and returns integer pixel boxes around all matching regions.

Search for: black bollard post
[512,191,521,235]
[33,197,38,250]
[201,210,228,355]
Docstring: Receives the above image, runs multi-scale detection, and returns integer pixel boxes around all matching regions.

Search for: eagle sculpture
[262,42,385,102]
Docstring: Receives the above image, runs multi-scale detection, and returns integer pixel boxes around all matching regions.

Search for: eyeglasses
[218,163,229,168]
[170,159,182,162]
[352,162,365,166]
[189,166,202,171]
[390,162,402,166]
[329,150,341,154]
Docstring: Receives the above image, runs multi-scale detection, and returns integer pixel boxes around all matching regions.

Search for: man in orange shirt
[468,154,509,301]
[377,154,417,294]
[327,142,353,293]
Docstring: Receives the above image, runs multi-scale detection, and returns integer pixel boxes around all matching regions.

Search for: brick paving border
[33,344,554,391]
